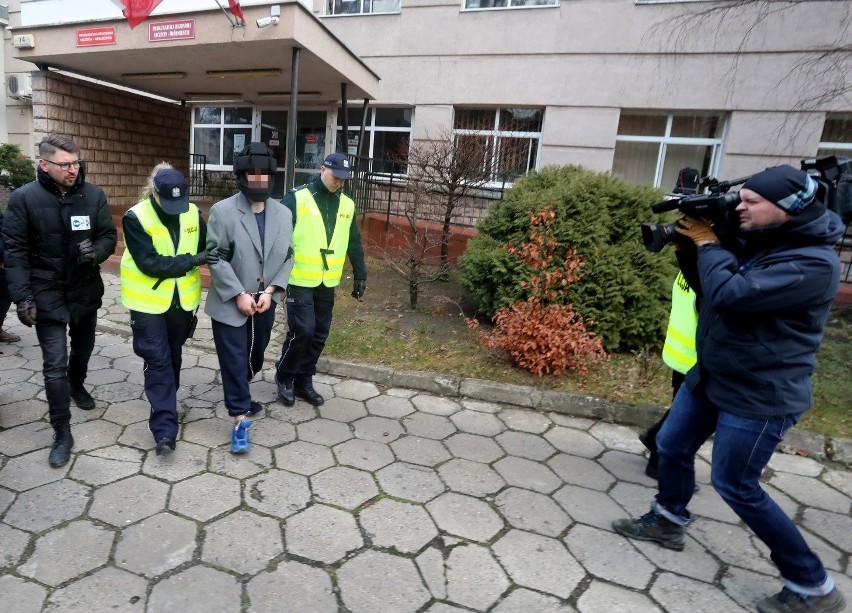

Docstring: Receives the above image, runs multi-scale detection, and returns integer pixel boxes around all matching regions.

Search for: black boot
[48,423,74,468]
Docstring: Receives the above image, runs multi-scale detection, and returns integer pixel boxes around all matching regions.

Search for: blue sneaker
[231,418,251,454]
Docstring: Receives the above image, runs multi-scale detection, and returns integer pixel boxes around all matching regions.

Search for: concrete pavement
[0,272,850,612]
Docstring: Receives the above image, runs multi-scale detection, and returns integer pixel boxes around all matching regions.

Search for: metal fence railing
[188,153,206,198]
[836,223,852,284]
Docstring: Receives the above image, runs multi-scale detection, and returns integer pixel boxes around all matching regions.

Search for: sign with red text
[77,26,116,47]
[148,19,195,42]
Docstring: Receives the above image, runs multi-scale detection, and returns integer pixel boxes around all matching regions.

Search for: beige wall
[317,0,852,176]
[32,72,191,210]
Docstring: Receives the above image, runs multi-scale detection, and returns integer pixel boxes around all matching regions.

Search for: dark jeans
[655,385,827,589]
[212,306,276,417]
[130,309,193,441]
[34,310,97,427]
[275,284,335,388]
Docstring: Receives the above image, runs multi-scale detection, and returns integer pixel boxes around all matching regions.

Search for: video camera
[640,155,852,253]
[640,170,749,253]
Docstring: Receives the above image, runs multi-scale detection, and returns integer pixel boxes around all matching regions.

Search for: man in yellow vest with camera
[275,152,367,407]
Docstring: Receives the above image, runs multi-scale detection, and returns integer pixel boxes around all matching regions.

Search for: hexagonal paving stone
[249,418,297,448]
[89,474,169,526]
[493,587,574,613]
[492,529,584,599]
[148,565,241,612]
[297,418,353,445]
[564,523,655,589]
[445,544,510,610]
[598,450,656,486]
[3,479,90,532]
[69,446,143,486]
[319,396,369,422]
[209,445,273,479]
[70,419,123,452]
[366,394,415,419]
[114,511,197,577]
[547,454,616,491]
[311,466,379,510]
[438,458,505,496]
[248,561,337,613]
[426,492,503,542]
[0,422,54,458]
[495,487,572,537]
[544,427,605,458]
[275,440,336,475]
[0,400,48,430]
[498,407,553,433]
[286,504,363,564]
[377,462,446,503]
[337,550,430,613]
[403,412,457,440]
[588,422,647,454]
[450,409,506,437]
[391,436,451,467]
[181,416,235,447]
[101,399,150,425]
[494,456,562,493]
[334,379,381,401]
[19,520,115,587]
[141,440,209,482]
[44,566,147,612]
[0,575,47,613]
[352,415,406,442]
[0,449,69,492]
[359,498,438,553]
[444,432,505,463]
[169,472,241,521]
[245,469,311,519]
[412,394,462,416]
[0,523,30,569]
[333,438,395,471]
[203,510,283,574]
[495,430,556,461]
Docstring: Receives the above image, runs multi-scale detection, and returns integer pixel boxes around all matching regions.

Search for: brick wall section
[31,71,191,211]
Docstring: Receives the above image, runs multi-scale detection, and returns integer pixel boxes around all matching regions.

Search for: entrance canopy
[11,3,379,105]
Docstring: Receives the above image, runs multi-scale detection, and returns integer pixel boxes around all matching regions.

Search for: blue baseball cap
[153,169,190,215]
[323,152,352,179]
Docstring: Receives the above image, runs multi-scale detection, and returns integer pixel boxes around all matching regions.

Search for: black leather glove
[219,241,235,262]
[190,250,209,267]
[351,279,366,300]
[16,297,37,327]
[78,239,97,265]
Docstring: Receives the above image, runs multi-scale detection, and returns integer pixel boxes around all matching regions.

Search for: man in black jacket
[1,134,117,467]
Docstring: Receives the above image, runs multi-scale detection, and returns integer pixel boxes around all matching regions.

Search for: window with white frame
[326,0,400,16]
[335,106,413,173]
[612,113,724,190]
[816,114,852,157]
[452,107,543,184]
[464,0,558,9]
[191,106,253,169]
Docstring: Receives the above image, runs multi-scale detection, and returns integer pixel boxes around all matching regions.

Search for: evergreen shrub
[459,165,678,351]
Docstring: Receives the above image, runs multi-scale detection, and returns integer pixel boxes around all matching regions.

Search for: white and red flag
[109,0,166,29]
[228,0,246,25]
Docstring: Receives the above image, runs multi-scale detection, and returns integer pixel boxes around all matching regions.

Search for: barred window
[452,107,543,184]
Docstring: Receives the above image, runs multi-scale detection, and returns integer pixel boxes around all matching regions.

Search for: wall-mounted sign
[148,19,195,42]
[77,26,116,47]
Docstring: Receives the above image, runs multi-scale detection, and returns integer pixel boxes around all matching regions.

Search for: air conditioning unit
[7,73,33,100]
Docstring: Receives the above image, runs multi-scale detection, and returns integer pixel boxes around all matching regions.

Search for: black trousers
[275,284,335,388]
[641,370,687,453]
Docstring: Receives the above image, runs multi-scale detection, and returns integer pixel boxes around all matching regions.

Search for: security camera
[256,16,279,28]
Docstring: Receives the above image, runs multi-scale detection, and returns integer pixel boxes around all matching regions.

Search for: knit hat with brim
[741,165,817,215]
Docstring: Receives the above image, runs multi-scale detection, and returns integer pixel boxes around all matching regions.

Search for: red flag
[228,0,246,26]
[111,0,166,29]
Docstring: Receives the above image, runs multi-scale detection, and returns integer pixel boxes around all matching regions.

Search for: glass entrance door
[258,109,328,198]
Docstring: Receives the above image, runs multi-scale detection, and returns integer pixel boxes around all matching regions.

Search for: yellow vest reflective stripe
[662,272,698,374]
[120,200,202,313]
[289,188,355,288]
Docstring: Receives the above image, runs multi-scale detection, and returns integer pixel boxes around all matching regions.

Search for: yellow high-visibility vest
[120,199,202,313]
[289,188,355,288]
[662,272,698,374]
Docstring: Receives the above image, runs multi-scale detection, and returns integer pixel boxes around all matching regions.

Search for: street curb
[96,321,850,468]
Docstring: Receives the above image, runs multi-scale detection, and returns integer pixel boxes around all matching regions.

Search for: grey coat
[204,192,293,327]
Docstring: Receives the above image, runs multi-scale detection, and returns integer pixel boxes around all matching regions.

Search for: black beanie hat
[741,165,817,215]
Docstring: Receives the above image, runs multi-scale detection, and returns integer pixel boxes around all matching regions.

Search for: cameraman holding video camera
[613,165,846,613]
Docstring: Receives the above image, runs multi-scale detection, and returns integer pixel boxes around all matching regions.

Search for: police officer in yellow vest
[639,271,698,478]
[120,166,209,456]
[275,152,367,407]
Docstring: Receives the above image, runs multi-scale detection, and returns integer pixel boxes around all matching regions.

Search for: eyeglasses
[44,159,82,171]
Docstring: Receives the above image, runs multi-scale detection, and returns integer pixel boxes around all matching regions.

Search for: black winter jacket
[1,166,117,323]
